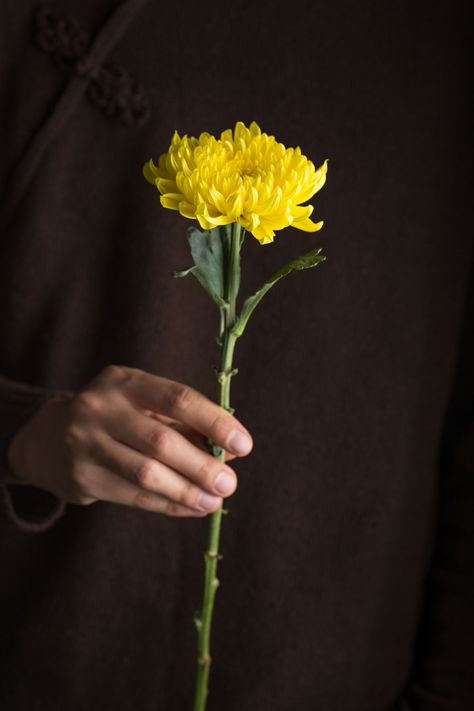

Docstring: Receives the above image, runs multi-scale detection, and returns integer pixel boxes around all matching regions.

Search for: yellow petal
[242,186,257,212]
[160,194,181,210]
[196,213,213,230]
[240,212,260,232]
[178,201,197,219]
[208,185,226,212]
[265,213,291,231]
[157,178,178,195]
[293,159,328,204]
[204,214,234,226]
[312,159,328,194]
[196,202,233,227]
[143,159,159,184]
[259,186,282,215]
[171,129,181,146]
[291,204,314,223]
[225,191,244,219]
[220,128,233,143]
[249,121,262,137]
[292,218,324,233]
[251,220,275,244]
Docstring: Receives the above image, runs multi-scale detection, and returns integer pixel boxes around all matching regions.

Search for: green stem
[192,222,243,711]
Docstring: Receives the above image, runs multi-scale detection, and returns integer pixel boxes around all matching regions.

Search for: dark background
[0,1,472,709]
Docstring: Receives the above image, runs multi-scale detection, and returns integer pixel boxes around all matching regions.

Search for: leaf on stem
[231,246,326,338]
[172,225,228,308]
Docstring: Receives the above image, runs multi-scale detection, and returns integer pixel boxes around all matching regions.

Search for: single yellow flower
[143,121,328,245]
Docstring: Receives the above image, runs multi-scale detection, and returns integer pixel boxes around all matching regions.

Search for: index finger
[122,368,253,456]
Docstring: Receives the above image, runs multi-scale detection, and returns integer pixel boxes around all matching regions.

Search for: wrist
[6,405,44,484]
[5,394,69,486]
[6,424,30,484]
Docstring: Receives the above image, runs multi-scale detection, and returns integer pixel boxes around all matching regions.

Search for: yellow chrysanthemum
[143,120,328,246]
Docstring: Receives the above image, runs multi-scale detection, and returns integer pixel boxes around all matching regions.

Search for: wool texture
[0,1,472,709]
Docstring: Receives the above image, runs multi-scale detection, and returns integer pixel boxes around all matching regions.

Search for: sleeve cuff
[1,482,67,533]
[0,376,74,533]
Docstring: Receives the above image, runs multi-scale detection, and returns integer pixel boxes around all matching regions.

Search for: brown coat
[0,1,472,709]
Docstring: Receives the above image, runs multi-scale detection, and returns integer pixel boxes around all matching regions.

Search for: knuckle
[100,364,131,384]
[209,412,228,441]
[68,469,95,503]
[177,480,198,508]
[148,427,173,455]
[135,459,158,489]
[133,489,156,511]
[72,391,103,417]
[195,461,215,489]
[163,499,188,518]
[167,383,195,413]
[163,498,177,516]
[64,423,87,449]
[70,466,87,488]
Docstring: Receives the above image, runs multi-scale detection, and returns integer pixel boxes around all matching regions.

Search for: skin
[6,364,253,518]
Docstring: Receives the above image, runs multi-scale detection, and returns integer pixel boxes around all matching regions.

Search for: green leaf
[173,265,228,308]
[231,246,326,338]
[172,225,228,308]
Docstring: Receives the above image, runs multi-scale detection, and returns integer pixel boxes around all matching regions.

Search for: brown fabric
[0,0,472,709]
[0,375,72,531]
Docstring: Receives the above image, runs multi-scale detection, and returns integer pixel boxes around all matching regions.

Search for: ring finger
[92,430,224,513]
[78,464,208,517]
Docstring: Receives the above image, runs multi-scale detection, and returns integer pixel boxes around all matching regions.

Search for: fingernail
[227,429,252,455]
[196,492,221,511]
[214,471,236,494]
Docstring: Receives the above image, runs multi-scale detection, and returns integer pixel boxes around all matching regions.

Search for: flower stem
[192,222,243,711]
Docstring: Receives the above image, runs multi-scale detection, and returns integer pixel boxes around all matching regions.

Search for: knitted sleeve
[402,269,474,709]
[0,374,74,533]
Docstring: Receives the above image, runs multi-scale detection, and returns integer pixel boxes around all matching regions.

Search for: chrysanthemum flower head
[143,120,328,246]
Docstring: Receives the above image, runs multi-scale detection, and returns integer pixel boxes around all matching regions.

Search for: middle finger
[145,411,237,462]
[105,404,238,498]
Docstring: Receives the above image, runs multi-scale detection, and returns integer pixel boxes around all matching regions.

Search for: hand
[6,365,253,518]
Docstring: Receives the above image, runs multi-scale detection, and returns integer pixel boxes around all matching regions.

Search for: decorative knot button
[33,5,151,128]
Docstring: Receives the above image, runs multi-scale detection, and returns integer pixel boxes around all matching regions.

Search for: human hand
[6,365,253,518]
